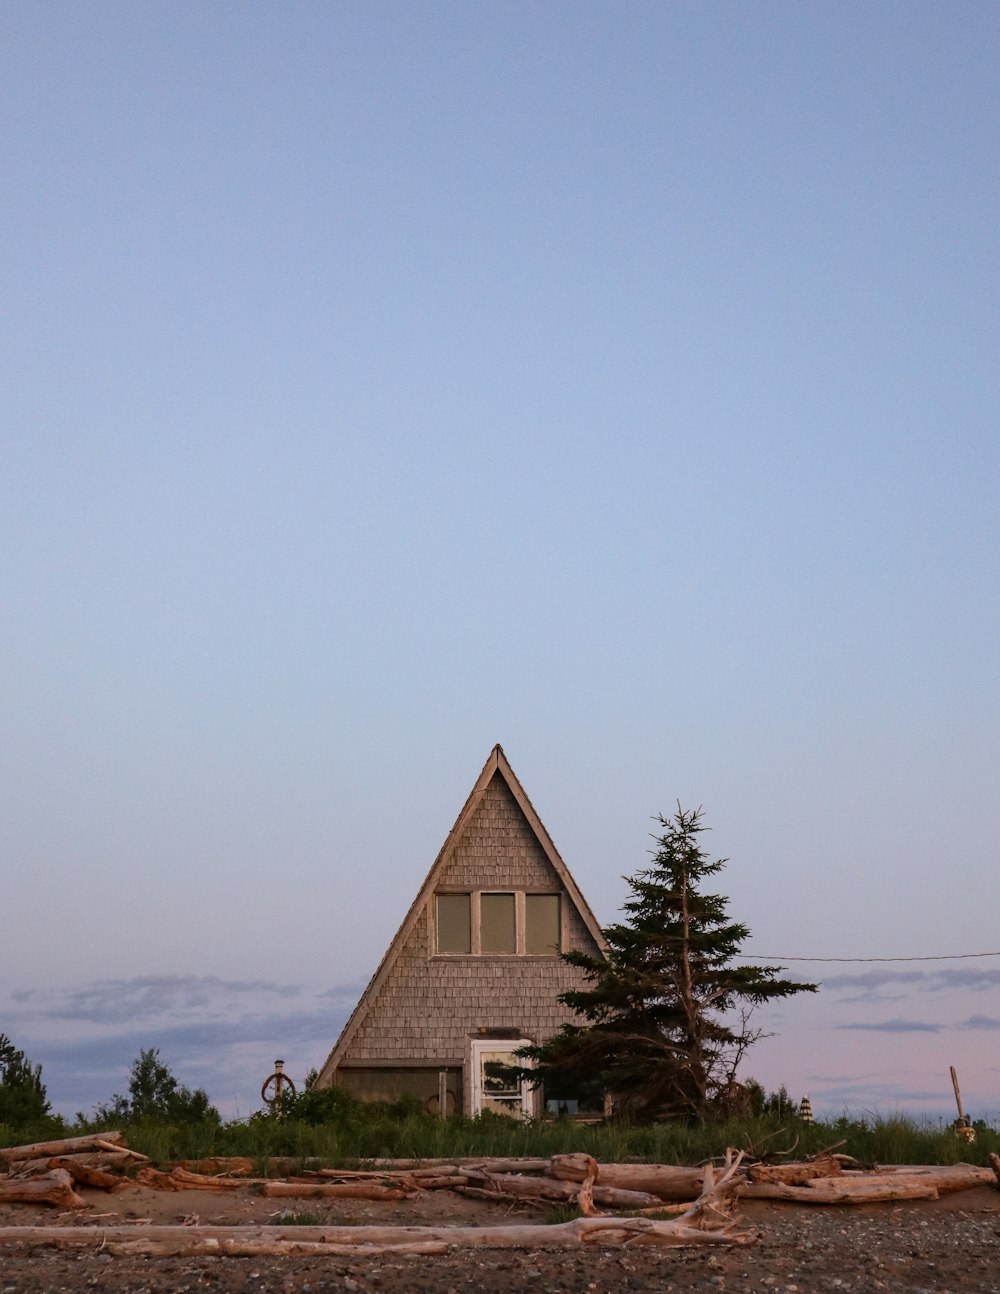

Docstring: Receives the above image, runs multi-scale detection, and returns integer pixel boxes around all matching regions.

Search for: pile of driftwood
[0,1131,148,1210]
[1,1132,998,1259]
[296,1150,1000,1208]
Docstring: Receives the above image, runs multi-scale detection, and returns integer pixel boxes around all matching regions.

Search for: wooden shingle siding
[315,746,608,1097]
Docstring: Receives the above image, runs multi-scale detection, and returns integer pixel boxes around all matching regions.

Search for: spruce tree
[0,1034,51,1127]
[524,806,816,1120]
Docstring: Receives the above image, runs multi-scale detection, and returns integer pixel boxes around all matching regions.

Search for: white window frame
[469,1038,534,1118]
[433,891,563,957]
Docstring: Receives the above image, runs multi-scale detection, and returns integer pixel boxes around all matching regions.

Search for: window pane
[525,894,560,954]
[480,892,516,953]
[437,894,471,953]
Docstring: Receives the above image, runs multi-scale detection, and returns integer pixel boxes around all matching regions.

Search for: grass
[269,1210,325,1226]
[542,1204,583,1225]
[4,1104,999,1170]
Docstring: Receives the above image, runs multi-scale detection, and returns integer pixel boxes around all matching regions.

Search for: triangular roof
[316,744,606,1084]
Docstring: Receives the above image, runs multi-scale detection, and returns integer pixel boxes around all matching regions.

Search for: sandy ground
[1,1179,998,1292]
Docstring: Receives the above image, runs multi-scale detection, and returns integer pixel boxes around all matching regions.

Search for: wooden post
[438,1070,448,1119]
[950,1065,976,1142]
[950,1065,965,1123]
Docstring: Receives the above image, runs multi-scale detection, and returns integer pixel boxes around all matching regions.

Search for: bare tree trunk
[178,1157,254,1176]
[135,1167,248,1192]
[0,1132,128,1165]
[549,1153,707,1201]
[739,1179,939,1204]
[0,1169,87,1209]
[749,1158,844,1184]
[262,1181,411,1201]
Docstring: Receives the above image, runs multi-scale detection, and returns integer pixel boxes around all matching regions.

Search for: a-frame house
[316,745,607,1117]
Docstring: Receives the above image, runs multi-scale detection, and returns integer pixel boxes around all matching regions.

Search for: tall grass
[5,1105,998,1169]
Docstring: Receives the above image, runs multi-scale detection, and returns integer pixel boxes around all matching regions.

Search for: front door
[469,1039,533,1117]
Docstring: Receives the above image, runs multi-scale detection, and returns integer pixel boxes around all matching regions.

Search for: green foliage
[520,806,817,1121]
[543,1204,583,1224]
[121,1107,1000,1168]
[279,1084,360,1126]
[90,1048,220,1127]
[11,1083,992,1166]
[0,1033,54,1130]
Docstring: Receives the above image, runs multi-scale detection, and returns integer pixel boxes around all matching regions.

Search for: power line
[737,950,1000,963]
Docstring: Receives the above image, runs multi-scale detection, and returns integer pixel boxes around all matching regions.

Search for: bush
[0,1034,53,1130]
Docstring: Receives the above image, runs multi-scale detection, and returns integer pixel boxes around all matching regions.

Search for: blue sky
[2,1,998,1122]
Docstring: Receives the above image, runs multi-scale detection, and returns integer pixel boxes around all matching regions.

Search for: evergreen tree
[94,1048,219,1124]
[523,806,816,1120]
[0,1034,51,1127]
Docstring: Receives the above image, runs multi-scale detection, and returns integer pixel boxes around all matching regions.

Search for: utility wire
[736,950,1000,963]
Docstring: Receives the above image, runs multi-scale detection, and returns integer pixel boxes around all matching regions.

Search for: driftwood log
[0,1155,754,1254]
[367,1157,553,1172]
[749,1157,844,1184]
[10,1150,139,1178]
[867,1165,996,1193]
[2,1127,995,1229]
[0,1132,129,1165]
[549,1152,707,1201]
[179,1157,255,1177]
[739,1178,939,1204]
[0,1219,750,1256]
[262,1180,412,1201]
[136,1167,246,1192]
[456,1166,663,1210]
[47,1159,125,1191]
[0,1169,87,1210]
[739,1165,994,1204]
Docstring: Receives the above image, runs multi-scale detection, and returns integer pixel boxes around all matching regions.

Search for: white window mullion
[515,891,526,955]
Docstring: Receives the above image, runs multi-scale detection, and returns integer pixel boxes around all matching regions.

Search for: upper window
[525,893,561,954]
[436,893,472,954]
[481,893,516,953]
[435,892,562,956]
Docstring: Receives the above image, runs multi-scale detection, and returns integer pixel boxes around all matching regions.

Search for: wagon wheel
[261,1063,297,1112]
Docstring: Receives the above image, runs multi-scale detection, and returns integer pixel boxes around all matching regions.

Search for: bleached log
[469,1170,662,1210]
[452,1186,538,1208]
[575,1154,599,1216]
[47,1159,124,1191]
[739,1179,939,1204]
[860,1165,995,1193]
[988,1152,1000,1186]
[0,1132,127,1164]
[178,1157,254,1177]
[107,1237,452,1257]
[56,1151,137,1172]
[749,1157,843,1185]
[92,1138,148,1161]
[0,1153,752,1251]
[315,1165,466,1183]
[262,1181,410,1201]
[8,1157,58,1177]
[367,1156,552,1173]
[136,1167,244,1192]
[312,1169,420,1189]
[817,1164,988,1190]
[0,1213,754,1254]
[12,1149,138,1179]
[549,1153,707,1201]
[0,1168,87,1210]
